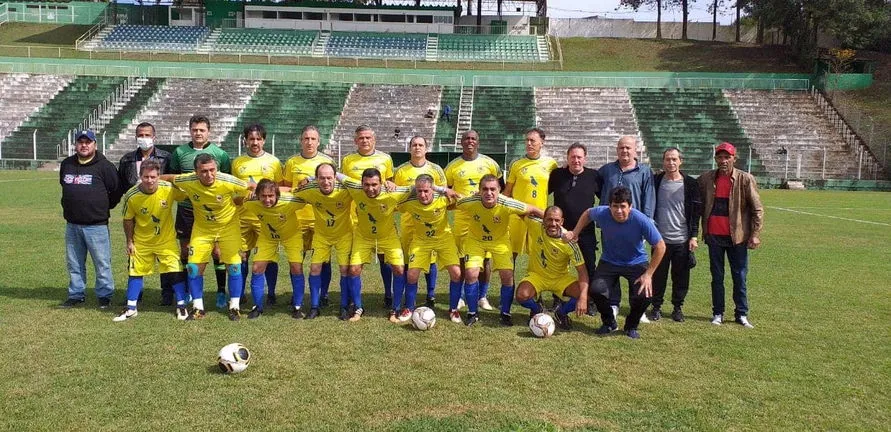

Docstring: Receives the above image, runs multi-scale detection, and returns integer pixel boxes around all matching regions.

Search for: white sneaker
[478,297,494,311]
[735,315,755,328]
[175,307,188,321]
[112,309,137,322]
[639,313,650,324]
[611,305,619,320]
[449,309,462,323]
[711,314,723,325]
[457,298,466,310]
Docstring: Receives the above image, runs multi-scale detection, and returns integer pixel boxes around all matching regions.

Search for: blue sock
[350,275,363,309]
[188,275,204,302]
[290,273,305,308]
[465,281,479,314]
[339,276,349,308]
[449,280,462,310]
[500,285,514,315]
[519,297,543,315]
[266,262,279,297]
[227,266,243,300]
[240,261,249,293]
[172,279,187,306]
[392,271,405,311]
[558,297,579,316]
[321,262,332,299]
[309,274,322,308]
[380,263,392,299]
[126,276,143,309]
[480,281,490,299]
[250,273,265,310]
[405,281,417,311]
[425,264,437,298]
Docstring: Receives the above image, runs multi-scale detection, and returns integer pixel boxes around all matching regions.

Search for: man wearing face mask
[117,122,174,305]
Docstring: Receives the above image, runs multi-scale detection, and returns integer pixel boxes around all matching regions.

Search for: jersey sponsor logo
[63,174,93,185]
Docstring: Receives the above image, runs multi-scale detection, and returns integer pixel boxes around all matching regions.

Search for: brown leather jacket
[698,168,764,244]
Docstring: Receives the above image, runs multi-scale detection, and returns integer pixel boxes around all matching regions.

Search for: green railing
[145,66,465,85]
[473,75,811,90]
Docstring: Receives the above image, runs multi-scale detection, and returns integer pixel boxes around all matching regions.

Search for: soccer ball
[217,343,251,374]
[529,313,556,338]
[411,307,436,330]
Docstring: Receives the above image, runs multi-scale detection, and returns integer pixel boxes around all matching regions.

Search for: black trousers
[576,231,598,284]
[589,261,650,331]
[651,242,691,310]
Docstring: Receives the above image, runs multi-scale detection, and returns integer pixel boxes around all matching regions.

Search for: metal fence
[824,90,889,178]
[473,75,811,90]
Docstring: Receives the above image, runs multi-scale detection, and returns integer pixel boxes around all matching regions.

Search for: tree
[619,0,664,39]
[681,0,690,40]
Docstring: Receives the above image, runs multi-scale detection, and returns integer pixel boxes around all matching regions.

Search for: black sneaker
[650,308,662,321]
[464,312,480,326]
[499,313,514,327]
[305,308,320,320]
[595,323,618,335]
[228,308,241,321]
[247,307,262,319]
[384,296,393,309]
[671,308,685,322]
[98,297,112,309]
[267,293,278,306]
[554,310,572,330]
[291,307,305,320]
[338,307,350,321]
[425,297,435,308]
[59,298,85,308]
[320,296,330,308]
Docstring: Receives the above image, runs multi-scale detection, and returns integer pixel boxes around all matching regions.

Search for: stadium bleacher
[0,74,71,147]
[212,28,317,56]
[468,86,537,161]
[324,32,427,60]
[432,86,461,150]
[96,25,211,51]
[438,34,541,62]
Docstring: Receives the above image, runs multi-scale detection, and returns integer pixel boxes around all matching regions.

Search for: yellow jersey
[340,176,412,239]
[506,156,558,209]
[444,154,502,196]
[231,152,282,222]
[525,218,584,278]
[242,193,305,242]
[283,152,336,222]
[397,194,454,240]
[121,181,186,246]
[341,150,394,181]
[455,195,527,242]
[171,172,248,230]
[393,160,447,187]
[292,182,353,237]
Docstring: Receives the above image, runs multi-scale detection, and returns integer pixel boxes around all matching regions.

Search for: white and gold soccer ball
[529,313,556,338]
[411,307,437,331]
[217,343,251,374]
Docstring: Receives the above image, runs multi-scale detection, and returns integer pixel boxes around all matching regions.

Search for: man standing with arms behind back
[59,129,122,309]
[699,142,764,329]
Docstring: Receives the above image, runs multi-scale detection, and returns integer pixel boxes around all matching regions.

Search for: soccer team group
[59,115,765,339]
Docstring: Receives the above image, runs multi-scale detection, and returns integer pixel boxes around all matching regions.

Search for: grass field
[1,170,889,430]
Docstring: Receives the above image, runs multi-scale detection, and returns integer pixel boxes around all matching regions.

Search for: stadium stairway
[101,78,166,162]
[469,86,537,163]
[2,75,127,160]
[219,81,351,157]
[628,88,764,176]
[453,86,475,148]
[0,73,72,149]
[330,84,441,156]
[109,79,261,156]
[431,85,461,150]
[723,90,859,180]
[534,87,642,167]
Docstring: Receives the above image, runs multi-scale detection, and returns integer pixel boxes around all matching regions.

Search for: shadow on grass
[656,42,803,73]
[14,25,91,45]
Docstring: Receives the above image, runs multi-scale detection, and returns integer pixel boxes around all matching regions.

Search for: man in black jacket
[648,147,701,322]
[117,122,171,191]
[59,130,122,309]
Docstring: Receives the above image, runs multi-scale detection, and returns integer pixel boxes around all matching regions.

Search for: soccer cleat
[247,307,263,320]
[388,311,400,323]
[478,297,494,311]
[175,307,188,321]
[348,307,364,322]
[305,308,320,320]
[186,308,206,321]
[499,313,514,327]
[383,296,393,309]
[59,298,85,309]
[112,309,137,322]
[457,298,467,310]
[338,307,350,321]
[671,308,685,322]
[449,309,462,323]
[595,323,618,335]
[650,308,662,321]
[735,315,755,328]
[320,296,330,308]
[425,297,435,308]
[625,329,641,339]
[98,297,112,310]
[554,310,572,330]
[464,312,480,326]
[291,307,305,320]
[398,308,412,322]
[267,293,278,306]
[711,314,723,325]
[228,308,241,321]
[215,292,227,310]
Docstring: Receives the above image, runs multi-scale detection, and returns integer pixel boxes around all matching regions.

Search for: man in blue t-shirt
[569,186,666,339]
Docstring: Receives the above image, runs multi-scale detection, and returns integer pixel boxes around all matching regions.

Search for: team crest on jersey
[358,202,366,210]
[160,200,168,208]
[413,213,421,221]
[493,216,502,224]
[521,167,529,174]
[192,194,201,202]
[216,195,223,202]
[380,204,388,212]
[278,213,286,222]
[238,166,248,175]
[335,202,344,209]
[537,237,544,245]
[473,215,481,221]
[140,207,148,215]
[314,202,322,208]
[258,214,264,220]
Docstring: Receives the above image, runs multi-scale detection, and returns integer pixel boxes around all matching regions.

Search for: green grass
[1,170,889,430]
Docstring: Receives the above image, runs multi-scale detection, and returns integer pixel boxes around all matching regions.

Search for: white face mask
[136,137,154,151]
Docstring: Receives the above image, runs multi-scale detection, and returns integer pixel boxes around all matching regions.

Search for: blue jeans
[707,241,749,317]
[65,223,115,301]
